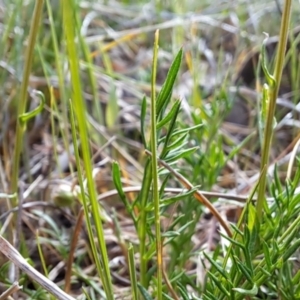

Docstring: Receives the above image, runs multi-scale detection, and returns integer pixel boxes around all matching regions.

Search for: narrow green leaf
[159,173,171,198]
[278,288,290,299]
[243,226,254,273]
[262,240,272,272]
[156,48,183,116]
[162,293,174,300]
[261,34,276,87]
[163,221,194,245]
[207,271,230,297]
[275,256,284,269]
[219,232,245,249]
[11,0,44,204]
[280,227,298,253]
[203,252,229,280]
[19,91,45,125]
[161,231,180,238]
[177,282,190,300]
[112,162,135,223]
[166,215,185,230]
[137,159,153,287]
[247,202,257,233]
[233,284,258,296]
[292,269,300,286]
[159,98,182,158]
[203,292,218,300]
[166,132,188,151]
[137,283,154,300]
[282,239,300,262]
[260,83,269,128]
[140,96,148,147]
[158,124,203,144]
[63,2,114,297]
[128,244,138,300]
[230,224,243,237]
[273,164,283,195]
[164,146,199,163]
[258,265,272,277]
[158,93,172,121]
[160,188,196,207]
[169,220,194,235]
[112,161,125,199]
[157,99,181,130]
[163,140,189,159]
[235,258,253,284]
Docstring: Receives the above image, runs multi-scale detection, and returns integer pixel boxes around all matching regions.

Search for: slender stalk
[256,0,292,221]
[62,1,114,299]
[45,0,73,173]
[128,244,138,300]
[150,30,163,299]
[69,99,107,293]
[138,160,152,288]
[11,0,44,202]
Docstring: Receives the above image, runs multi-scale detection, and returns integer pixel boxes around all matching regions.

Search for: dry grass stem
[0,281,22,300]
[0,236,76,300]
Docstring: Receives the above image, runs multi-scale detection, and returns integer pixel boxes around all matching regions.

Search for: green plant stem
[150,29,163,300]
[128,243,139,300]
[138,160,152,289]
[62,1,114,299]
[11,0,44,204]
[45,0,73,173]
[256,0,292,221]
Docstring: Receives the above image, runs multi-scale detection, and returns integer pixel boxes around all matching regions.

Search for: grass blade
[150,29,163,299]
[156,48,183,116]
[11,0,44,205]
[128,243,138,300]
[62,1,114,298]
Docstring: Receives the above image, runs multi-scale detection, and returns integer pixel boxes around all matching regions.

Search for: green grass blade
[156,48,183,116]
[140,96,148,147]
[45,0,73,160]
[11,0,44,204]
[256,0,292,222]
[157,99,181,130]
[137,283,154,300]
[128,243,138,300]
[68,100,108,293]
[112,161,136,223]
[150,29,163,300]
[62,1,114,298]
[137,159,152,288]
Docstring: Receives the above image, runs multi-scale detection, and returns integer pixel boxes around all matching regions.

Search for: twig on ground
[0,281,22,300]
[0,236,76,300]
